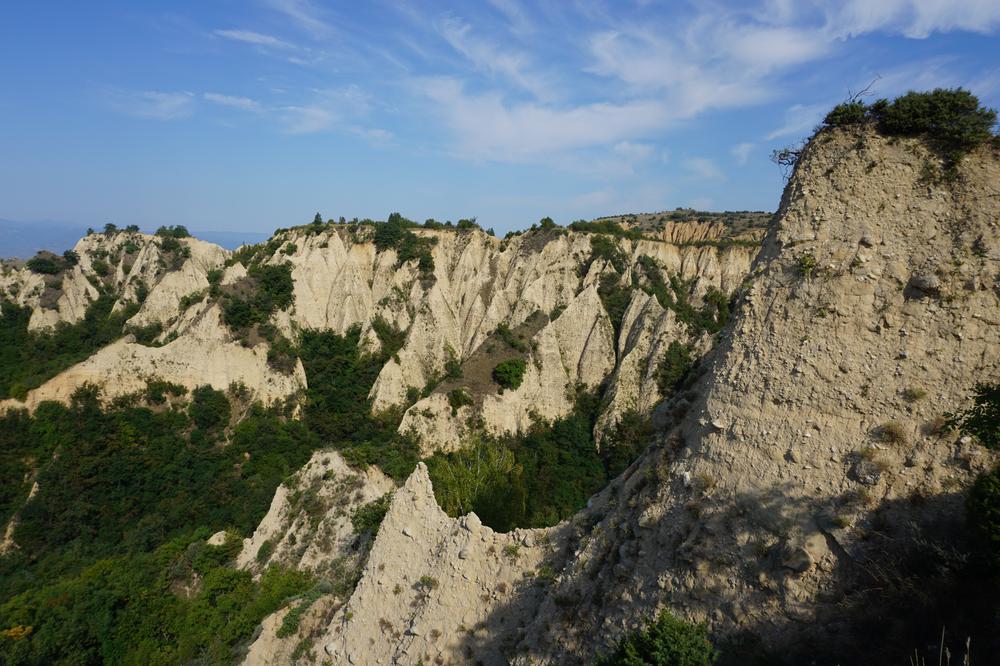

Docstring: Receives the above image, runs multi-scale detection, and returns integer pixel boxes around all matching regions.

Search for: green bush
[822,89,997,167]
[968,464,1000,570]
[947,382,1000,449]
[447,387,474,414]
[597,610,717,666]
[824,101,868,126]
[189,385,231,431]
[877,88,996,155]
[26,254,64,274]
[145,378,187,404]
[657,341,693,395]
[350,493,393,535]
[493,359,526,390]
[156,225,190,239]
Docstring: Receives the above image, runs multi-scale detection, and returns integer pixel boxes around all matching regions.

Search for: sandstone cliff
[242,127,1000,664]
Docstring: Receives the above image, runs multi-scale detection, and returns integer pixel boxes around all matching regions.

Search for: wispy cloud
[819,0,1000,39]
[684,157,725,180]
[437,17,551,100]
[731,142,754,165]
[612,141,655,162]
[280,105,335,133]
[263,0,333,38]
[416,77,669,161]
[213,28,295,49]
[766,102,827,140]
[203,92,262,111]
[102,87,195,120]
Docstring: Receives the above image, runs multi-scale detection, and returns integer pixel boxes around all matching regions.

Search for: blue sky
[1,1,999,236]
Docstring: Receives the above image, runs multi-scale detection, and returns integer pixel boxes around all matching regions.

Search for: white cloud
[351,127,394,145]
[731,142,754,165]
[487,0,535,35]
[684,157,725,180]
[280,106,335,133]
[820,0,1000,39]
[416,77,671,161]
[612,141,655,162]
[103,88,195,120]
[213,28,295,49]
[437,18,550,100]
[766,103,827,140]
[203,92,261,111]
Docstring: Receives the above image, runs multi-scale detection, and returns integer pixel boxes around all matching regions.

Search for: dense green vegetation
[823,88,998,170]
[657,341,694,395]
[954,382,1000,570]
[373,213,436,277]
[427,391,646,531]
[0,383,321,663]
[596,610,717,666]
[221,262,295,331]
[492,358,526,390]
[25,251,76,275]
[0,295,139,400]
[569,219,647,240]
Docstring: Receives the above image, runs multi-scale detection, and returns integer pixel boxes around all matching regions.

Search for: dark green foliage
[967,464,1000,571]
[129,321,163,346]
[298,327,419,481]
[428,392,611,531]
[222,263,294,330]
[188,385,231,430]
[0,296,139,399]
[822,89,997,169]
[103,222,118,234]
[824,101,868,126]
[658,341,694,395]
[124,224,140,233]
[597,610,717,665]
[456,217,479,230]
[374,214,436,276]
[155,225,190,239]
[947,382,1000,449]
[61,250,79,266]
[493,359,526,390]
[145,378,187,404]
[598,273,631,339]
[25,254,65,274]
[91,258,110,277]
[539,216,557,229]
[447,387,474,414]
[635,257,730,336]
[589,234,629,274]
[601,410,654,478]
[371,316,406,358]
[206,268,223,285]
[351,493,392,535]
[496,323,529,353]
[0,534,311,665]
[569,219,646,240]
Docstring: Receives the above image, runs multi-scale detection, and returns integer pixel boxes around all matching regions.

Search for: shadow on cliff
[455,479,999,666]
[716,489,1000,666]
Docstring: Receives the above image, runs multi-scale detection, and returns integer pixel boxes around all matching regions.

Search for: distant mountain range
[0,219,270,259]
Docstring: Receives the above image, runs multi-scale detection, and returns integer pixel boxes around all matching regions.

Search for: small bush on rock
[493,359,526,390]
[596,610,717,665]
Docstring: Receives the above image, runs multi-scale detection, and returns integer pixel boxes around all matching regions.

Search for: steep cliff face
[510,128,1000,662]
[3,220,757,456]
[245,128,1000,665]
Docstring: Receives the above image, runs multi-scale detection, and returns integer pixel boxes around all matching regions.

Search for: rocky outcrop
[0,304,305,410]
[253,128,1000,664]
[318,463,565,666]
[510,128,1000,662]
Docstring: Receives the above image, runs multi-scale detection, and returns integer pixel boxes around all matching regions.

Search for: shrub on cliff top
[823,88,997,165]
